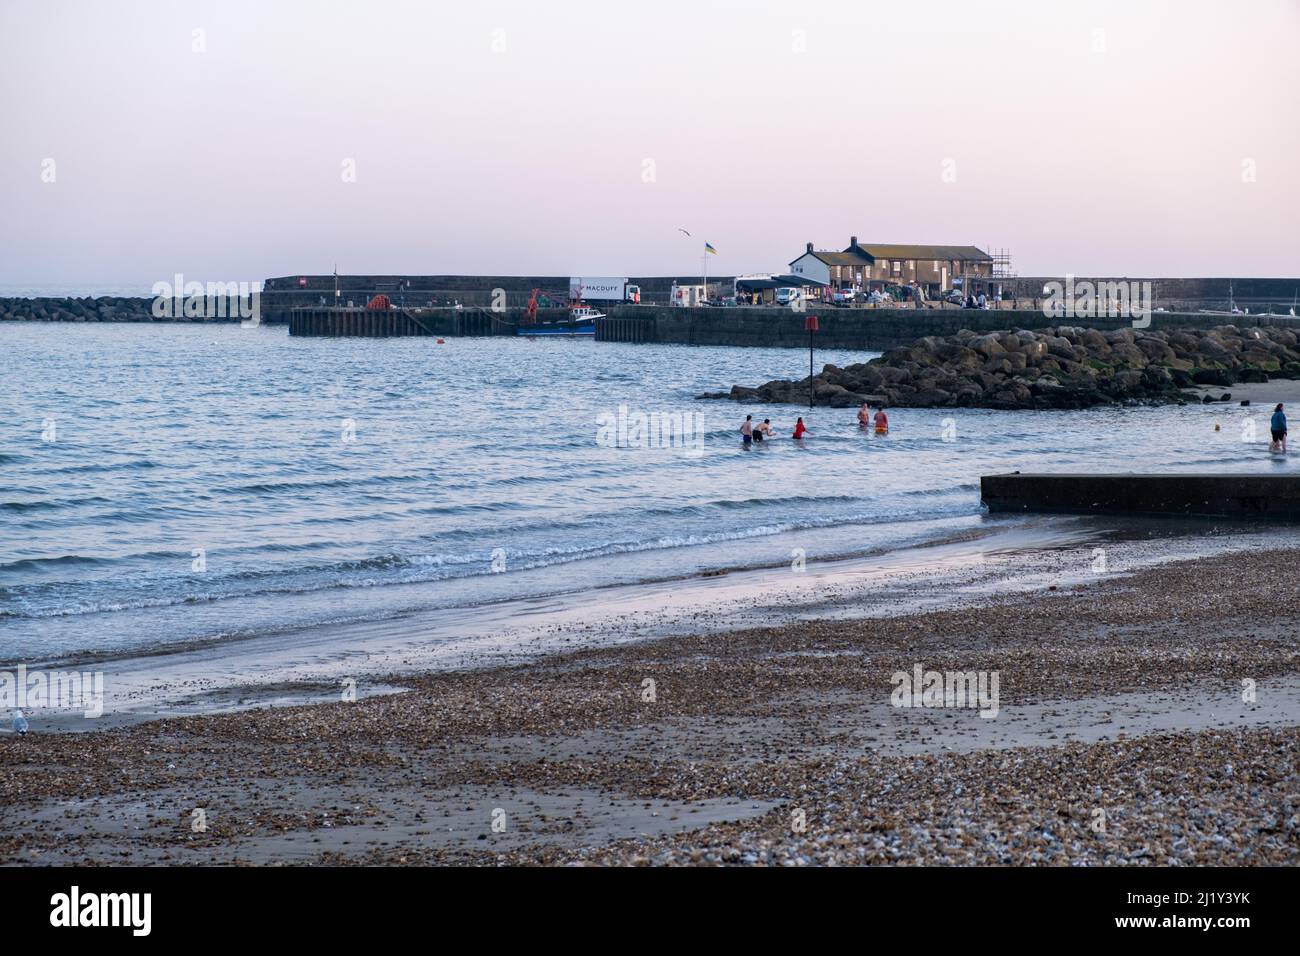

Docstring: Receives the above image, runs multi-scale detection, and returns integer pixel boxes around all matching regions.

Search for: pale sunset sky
[1,0,1296,285]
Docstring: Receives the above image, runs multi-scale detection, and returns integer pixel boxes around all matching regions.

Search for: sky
[1,0,1297,286]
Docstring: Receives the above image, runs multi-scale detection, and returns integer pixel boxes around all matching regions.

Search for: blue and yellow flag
[704,242,718,255]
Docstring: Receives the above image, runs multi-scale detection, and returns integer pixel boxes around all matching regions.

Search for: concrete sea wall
[599,306,1300,351]
[981,473,1300,520]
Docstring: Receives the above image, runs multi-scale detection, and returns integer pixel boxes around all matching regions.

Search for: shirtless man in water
[740,414,754,447]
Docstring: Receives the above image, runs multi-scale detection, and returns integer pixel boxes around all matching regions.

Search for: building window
[892,261,902,276]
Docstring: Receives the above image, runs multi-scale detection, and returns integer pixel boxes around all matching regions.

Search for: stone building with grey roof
[789,236,993,293]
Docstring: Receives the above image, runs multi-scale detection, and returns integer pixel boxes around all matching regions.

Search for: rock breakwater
[698,325,1300,409]
[2,296,164,322]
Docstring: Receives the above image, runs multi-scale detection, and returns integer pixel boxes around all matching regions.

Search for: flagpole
[702,253,707,306]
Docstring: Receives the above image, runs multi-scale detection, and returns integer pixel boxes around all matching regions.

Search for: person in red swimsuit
[793,417,808,439]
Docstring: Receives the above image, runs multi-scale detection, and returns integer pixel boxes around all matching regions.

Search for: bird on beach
[12,710,28,736]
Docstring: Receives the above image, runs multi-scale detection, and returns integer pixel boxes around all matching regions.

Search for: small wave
[0,502,977,619]
[1,496,115,513]
[44,459,160,476]
[407,500,531,517]
[1,500,59,514]
[896,483,977,498]
[0,554,109,573]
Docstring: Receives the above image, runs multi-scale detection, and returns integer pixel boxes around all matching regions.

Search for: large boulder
[910,387,955,406]
[1191,367,1234,386]
[968,334,1006,358]
[1080,329,1110,350]
[1109,343,1148,368]
[1135,337,1177,364]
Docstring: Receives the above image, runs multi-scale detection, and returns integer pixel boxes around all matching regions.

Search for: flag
[704,242,718,255]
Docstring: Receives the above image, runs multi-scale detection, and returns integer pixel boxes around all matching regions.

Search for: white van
[775,287,800,306]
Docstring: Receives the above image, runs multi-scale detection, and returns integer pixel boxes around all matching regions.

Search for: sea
[1,318,1296,667]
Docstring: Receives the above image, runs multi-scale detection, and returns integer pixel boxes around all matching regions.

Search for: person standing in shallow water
[793,417,808,439]
[873,406,889,435]
[1270,403,1288,452]
[857,401,871,427]
[740,414,754,447]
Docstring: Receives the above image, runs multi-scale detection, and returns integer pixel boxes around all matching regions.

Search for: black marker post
[805,314,819,410]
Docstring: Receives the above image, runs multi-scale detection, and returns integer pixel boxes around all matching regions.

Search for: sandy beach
[2,540,1297,866]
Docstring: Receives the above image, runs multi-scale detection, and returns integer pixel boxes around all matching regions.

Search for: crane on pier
[523,288,569,325]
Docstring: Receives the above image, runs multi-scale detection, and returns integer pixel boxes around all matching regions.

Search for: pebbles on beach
[1,548,1297,866]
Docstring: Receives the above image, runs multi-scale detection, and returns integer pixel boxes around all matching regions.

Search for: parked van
[775,287,800,306]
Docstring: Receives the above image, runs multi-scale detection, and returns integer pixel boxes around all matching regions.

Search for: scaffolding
[988,247,1015,278]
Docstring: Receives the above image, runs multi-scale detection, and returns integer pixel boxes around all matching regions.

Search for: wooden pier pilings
[594,316,656,343]
[288,307,524,338]
[288,308,427,337]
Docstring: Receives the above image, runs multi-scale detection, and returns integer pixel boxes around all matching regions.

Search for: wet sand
[10,516,1289,730]
[2,539,1298,866]
[1188,380,1300,405]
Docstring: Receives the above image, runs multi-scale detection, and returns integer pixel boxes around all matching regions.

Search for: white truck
[569,277,641,303]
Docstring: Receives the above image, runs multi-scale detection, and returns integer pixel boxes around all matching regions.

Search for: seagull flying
[13,710,28,736]
[677,228,691,237]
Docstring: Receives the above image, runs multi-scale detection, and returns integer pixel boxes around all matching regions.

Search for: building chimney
[850,236,858,248]
[806,241,813,253]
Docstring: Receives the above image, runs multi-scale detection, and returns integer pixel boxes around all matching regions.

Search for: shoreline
[9,514,1294,730]
[2,535,1298,865]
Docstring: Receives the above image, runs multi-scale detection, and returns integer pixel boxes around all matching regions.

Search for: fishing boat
[516,297,601,336]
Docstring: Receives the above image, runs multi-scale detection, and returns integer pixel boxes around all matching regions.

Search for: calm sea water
[1,322,1293,663]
